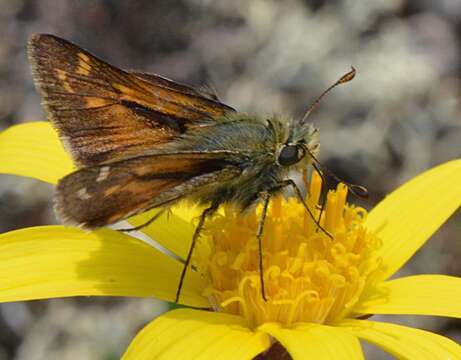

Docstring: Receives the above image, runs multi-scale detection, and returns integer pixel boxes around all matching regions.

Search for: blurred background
[0,0,460,359]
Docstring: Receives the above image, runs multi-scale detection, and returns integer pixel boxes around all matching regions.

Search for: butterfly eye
[278,145,305,166]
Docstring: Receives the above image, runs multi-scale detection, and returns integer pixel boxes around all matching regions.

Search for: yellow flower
[1,121,461,359]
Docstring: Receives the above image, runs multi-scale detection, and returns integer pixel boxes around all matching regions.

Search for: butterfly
[28,34,365,301]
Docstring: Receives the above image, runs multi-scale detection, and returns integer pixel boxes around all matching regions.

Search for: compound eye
[278,145,304,166]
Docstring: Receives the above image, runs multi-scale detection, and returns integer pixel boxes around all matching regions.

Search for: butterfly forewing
[28,34,235,166]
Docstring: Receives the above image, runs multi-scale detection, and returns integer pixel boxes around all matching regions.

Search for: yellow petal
[0,226,208,308]
[0,122,217,262]
[340,319,461,360]
[356,275,461,318]
[169,201,205,223]
[128,208,195,260]
[259,323,364,360]
[367,160,461,281]
[0,122,74,184]
[122,308,270,360]
[128,202,219,259]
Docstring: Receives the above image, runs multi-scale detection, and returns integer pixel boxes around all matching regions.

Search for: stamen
[191,173,384,329]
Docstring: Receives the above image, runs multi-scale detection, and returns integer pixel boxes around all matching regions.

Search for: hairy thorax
[173,114,319,210]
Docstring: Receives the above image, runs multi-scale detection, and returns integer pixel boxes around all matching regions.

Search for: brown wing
[28,34,235,166]
[55,152,241,229]
[131,71,221,102]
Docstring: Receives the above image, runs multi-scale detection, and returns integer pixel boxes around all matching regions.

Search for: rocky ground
[0,1,460,359]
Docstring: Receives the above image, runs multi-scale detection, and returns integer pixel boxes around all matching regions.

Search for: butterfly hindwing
[55,152,241,228]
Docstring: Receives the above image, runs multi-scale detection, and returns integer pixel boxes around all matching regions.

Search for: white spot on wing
[77,187,91,200]
[61,136,73,155]
[96,166,110,182]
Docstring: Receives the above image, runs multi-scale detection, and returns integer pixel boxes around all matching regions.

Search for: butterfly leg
[256,179,332,302]
[311,163,329,224]
[118,208,167,232]
[256,192,271,302]
[278,179,332,239]
[175,203,219,303]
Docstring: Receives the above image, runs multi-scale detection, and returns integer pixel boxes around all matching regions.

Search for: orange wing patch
[55,152,241,228]
[28,34,235,166]
[76,52,92,76]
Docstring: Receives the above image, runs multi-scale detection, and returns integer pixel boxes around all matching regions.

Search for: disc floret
[194,172,384,328]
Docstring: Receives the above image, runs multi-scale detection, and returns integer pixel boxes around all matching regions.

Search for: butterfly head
[273,117,319,170]
[274,67,356,170]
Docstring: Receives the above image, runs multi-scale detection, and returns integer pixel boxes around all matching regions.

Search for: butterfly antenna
[301,66,356,124]
[306,147,368,199]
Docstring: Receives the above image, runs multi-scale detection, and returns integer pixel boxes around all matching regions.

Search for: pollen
[193,172,384,329]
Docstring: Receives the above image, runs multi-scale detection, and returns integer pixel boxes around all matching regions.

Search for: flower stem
[253,342,292,360]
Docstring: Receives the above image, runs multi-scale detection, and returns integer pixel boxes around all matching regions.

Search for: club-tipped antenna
[301,66,356,124]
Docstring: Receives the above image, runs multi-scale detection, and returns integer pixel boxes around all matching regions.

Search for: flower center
[193,172,384,329]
